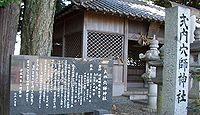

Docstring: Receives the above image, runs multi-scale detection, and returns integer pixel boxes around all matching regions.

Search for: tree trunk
[20,0,57,56]
[0,4,19,115]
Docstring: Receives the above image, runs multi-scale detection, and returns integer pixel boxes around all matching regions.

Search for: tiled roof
[71,0,165,22]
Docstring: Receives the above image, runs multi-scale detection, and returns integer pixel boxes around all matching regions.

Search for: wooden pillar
[82,11,88,59]
[62,20,66,57]
[123,19,128,91]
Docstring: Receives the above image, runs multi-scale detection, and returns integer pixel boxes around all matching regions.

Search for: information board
[10,55,112,115]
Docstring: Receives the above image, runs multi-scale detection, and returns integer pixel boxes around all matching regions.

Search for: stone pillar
[162,6,190,115]
[139,35,160,111]
[149,45,164,114]
[141,66,158,111]
[147,80,157,111]
[148,61,163,114]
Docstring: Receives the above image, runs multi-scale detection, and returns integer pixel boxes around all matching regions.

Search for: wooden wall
[128,20,150,35]
[54,19,64,40]
[84,12,124,34]
[84,11,126,89]
[63,12,83,58]
[156,25,165,43]
[53,10,165,91]
[128,20,164,42]
[64,12,83,35]
[52,18,64,56]
[52,11,84,57]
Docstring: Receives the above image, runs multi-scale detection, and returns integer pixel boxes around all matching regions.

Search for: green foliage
[152,0,172,8]
[147,0,200,9]
[186,0,200,9]
[170,0,200,9]
[0,0,20,7]
[56,0,66,13]
[188,98,200,112]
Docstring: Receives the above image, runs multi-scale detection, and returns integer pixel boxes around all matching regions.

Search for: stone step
[123,90,148,95]
[21,113,37,115]
[103,114,116,115]
[122,88,148,100]
[129,94,148,100]
[104,114,126,115]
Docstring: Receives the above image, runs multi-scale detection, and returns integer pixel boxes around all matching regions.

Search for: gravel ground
[112,96,157,115]
[60,96,157,115]
[67,96,198,115]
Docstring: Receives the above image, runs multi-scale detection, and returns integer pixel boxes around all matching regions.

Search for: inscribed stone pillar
[162,6,190,115]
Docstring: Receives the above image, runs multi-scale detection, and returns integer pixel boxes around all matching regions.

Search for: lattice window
[87,31,124,59]
[65,31,82,58]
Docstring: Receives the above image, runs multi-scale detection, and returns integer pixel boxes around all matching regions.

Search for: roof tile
[79,0,165,21]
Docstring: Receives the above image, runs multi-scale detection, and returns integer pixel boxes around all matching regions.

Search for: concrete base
[113,83,125,96]
[123,87,148,100]
[141,107,157,113]
[129,94,147,100]
[21,113,37,115]
[147,83,157,111]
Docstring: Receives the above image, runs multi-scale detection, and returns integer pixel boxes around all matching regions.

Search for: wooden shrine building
[52,0,165,96]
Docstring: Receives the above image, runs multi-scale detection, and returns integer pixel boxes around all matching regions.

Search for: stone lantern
[189,27,200,99]
[148,45,164,114]
[139,35,160,111]
[147,26,200,115]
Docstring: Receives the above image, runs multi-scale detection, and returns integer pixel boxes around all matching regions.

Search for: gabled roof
[59,0,165,22]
